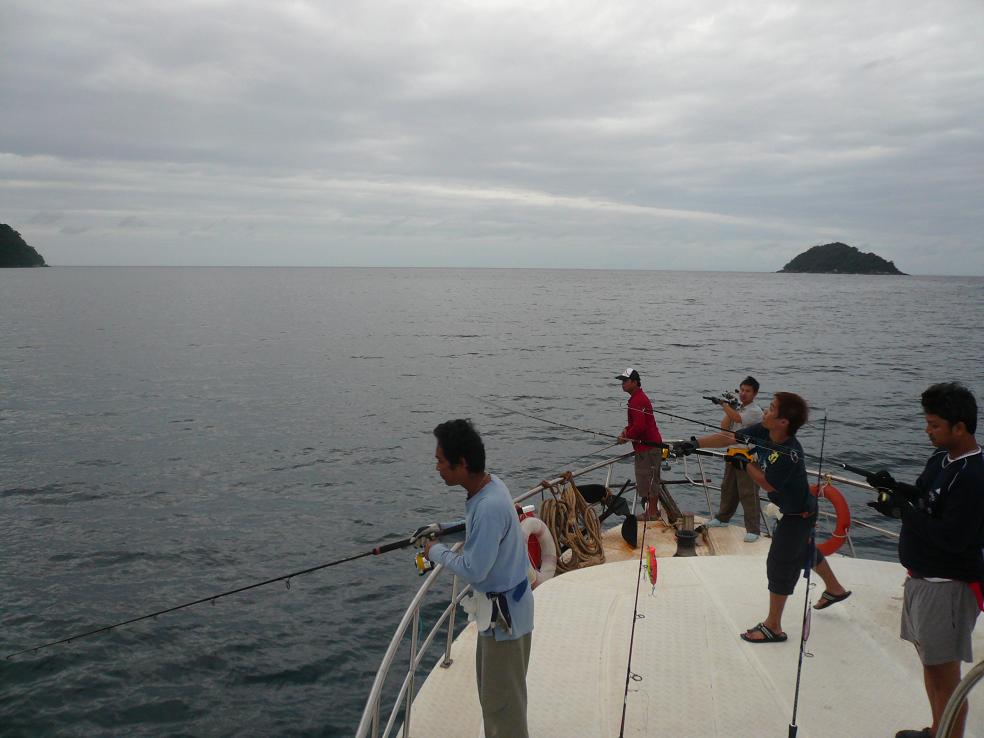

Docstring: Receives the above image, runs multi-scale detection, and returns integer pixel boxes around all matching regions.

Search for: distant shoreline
[5,264,976,277]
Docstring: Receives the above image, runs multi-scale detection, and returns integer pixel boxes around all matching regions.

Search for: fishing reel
[703,390,740,409]
[410,523,440,576]
[414,551,434,576]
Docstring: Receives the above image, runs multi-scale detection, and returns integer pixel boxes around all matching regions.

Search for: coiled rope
[539,476,605,573]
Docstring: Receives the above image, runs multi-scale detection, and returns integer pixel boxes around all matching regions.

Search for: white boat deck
[407,523,984,738]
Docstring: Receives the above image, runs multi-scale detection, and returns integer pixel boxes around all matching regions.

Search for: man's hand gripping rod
[409,522,466,575]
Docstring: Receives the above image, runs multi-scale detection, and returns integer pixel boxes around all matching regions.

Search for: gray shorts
[901,577,980,665]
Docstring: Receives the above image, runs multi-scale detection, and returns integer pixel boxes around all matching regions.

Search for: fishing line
[471,395,665,449]
[480,392,883,495]
[471,394,619,440]
[6,525,464,660]
[564,441,623,467]
[476,389,875,482]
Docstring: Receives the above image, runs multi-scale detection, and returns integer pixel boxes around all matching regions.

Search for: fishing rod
[626,402,810,464]
[472,394,620,440]
[472,395,667,449]
[788,412,827,738]
[618,468,655,738]
[565,441,622,466]
[6,524,465,660]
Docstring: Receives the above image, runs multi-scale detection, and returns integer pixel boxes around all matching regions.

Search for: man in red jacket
[616,367,664,521]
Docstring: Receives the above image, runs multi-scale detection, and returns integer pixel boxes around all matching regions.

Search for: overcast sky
[2,1,982,273]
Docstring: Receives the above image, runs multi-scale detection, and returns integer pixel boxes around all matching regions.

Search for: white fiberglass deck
[408,547,984,737]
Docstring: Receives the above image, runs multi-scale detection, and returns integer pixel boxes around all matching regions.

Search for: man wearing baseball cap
[616,367,664,522]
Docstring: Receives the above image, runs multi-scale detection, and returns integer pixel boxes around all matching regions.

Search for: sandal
[740,623,787,643]
[813,590,852,610]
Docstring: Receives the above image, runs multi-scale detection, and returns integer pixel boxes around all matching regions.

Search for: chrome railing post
[402,607,420,738]
[372,702,380,738]
[695,454,712,515]
[442,575,459,667]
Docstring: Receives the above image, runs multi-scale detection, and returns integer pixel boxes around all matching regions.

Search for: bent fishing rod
[6,523,465,660]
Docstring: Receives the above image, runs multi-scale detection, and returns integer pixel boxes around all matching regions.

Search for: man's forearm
[746,463,772,492]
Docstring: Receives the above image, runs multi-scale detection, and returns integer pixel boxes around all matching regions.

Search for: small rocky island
[779,242,904,275]
[0,224,48,267]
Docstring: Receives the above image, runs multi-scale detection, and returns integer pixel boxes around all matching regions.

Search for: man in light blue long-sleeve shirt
[425,419,533,738]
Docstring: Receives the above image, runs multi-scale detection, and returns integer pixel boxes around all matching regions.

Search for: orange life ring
[520,516,557,589]
[810,483,851,556]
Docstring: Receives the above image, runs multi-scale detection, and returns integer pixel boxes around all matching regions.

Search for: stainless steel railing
[939,659,984,738]
[353,451,635,738]
[355,447,894,736]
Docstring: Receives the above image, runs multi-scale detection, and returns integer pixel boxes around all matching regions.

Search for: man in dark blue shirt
[674,392,849,643]
[866,382,983,738]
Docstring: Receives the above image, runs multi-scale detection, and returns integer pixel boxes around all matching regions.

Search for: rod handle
[840,463,873,477]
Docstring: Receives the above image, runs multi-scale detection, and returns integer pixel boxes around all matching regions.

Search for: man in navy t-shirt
[674,392,850,643]
[866,382,983,738]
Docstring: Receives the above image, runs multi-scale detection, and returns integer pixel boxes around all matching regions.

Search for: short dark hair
[433,418,486,473]
[921,382,978,435]
[740,376,760,393]
[773,392,809,435]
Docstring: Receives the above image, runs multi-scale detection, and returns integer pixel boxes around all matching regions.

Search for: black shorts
[766,514,824,596]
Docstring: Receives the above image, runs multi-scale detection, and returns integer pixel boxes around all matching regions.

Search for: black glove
[867,493,904,519]
[865,470,898,492]
[866,470,922,503]
[724,455,749,470]
[672,437,698,457]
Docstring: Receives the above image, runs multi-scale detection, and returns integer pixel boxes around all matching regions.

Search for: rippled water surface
[2,267,982,737]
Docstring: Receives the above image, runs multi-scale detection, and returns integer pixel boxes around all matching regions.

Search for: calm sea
[2,267,982,737]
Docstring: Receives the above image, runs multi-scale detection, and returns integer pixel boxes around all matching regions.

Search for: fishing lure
[645,546,658,591]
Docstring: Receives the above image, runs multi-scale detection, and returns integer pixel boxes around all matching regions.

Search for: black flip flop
[740,623,787,643]
[813,590,852,610]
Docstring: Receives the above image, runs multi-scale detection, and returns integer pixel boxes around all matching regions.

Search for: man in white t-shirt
[706,376,764,541]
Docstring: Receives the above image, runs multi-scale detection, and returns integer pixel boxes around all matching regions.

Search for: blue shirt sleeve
[430,502,505,585]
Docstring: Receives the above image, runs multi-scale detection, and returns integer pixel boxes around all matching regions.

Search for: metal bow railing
[354,451,635,738]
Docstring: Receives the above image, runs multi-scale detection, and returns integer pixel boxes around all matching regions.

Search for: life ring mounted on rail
[810,482,851,556]
[520,516,557,589]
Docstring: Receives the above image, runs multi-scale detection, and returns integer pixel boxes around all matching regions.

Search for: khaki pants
[634,448,663,511]
[476,632,532,738]
[717,462,760,534]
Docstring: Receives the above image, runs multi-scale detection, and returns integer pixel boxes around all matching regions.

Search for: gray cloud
[1,1,982,273]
